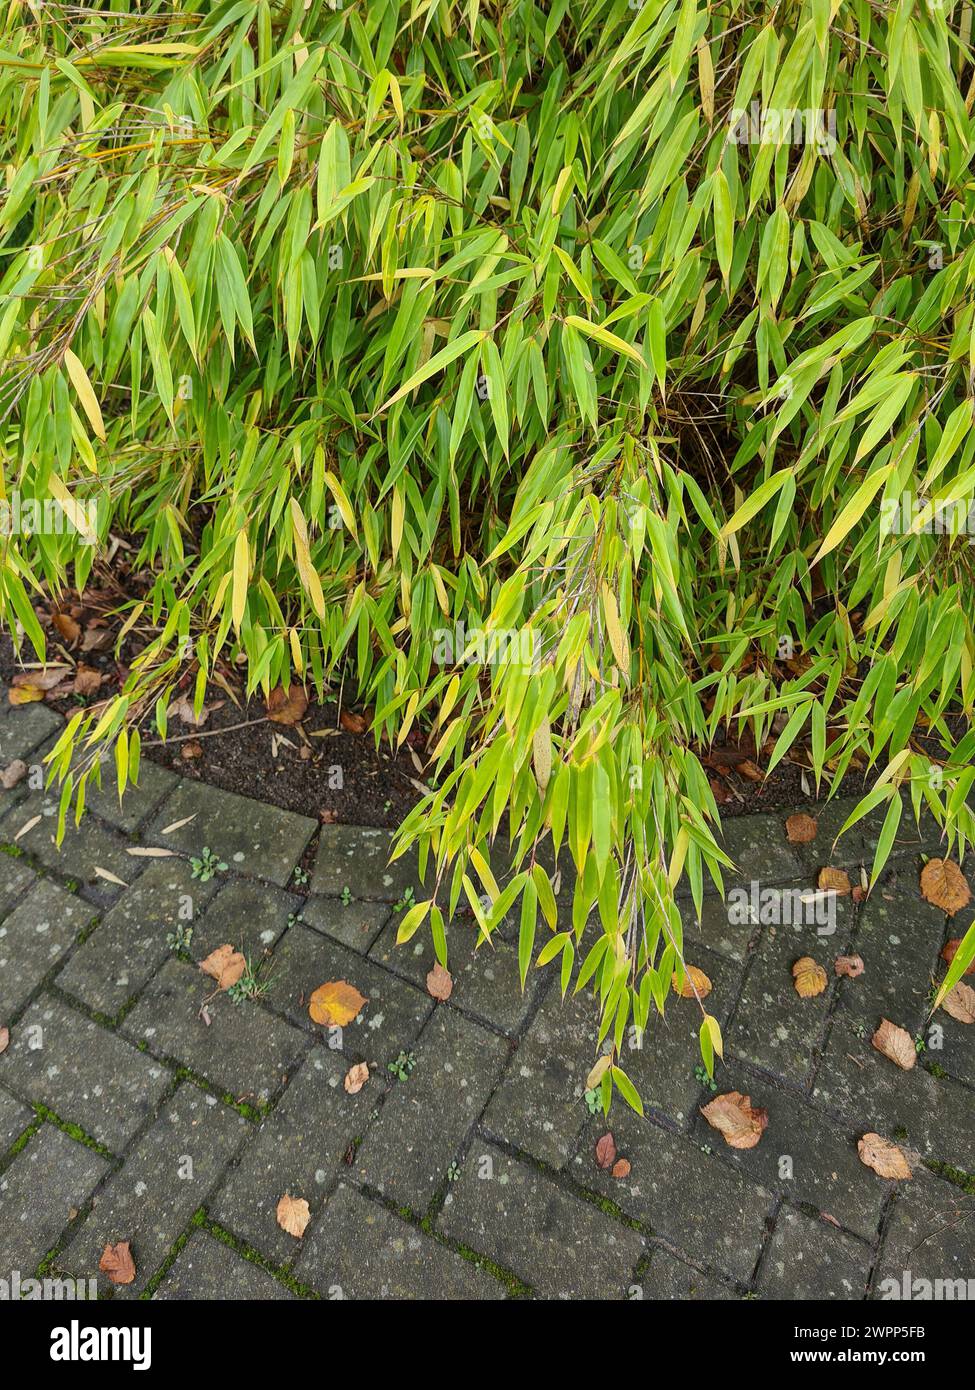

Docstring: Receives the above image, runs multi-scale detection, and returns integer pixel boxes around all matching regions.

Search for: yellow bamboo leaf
[289,499,326,620]
[63,348,105,442]
[232,529,249,632]
[47,474,97,544]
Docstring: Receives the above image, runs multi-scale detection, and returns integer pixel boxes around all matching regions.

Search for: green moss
[32,1103,115,1159]
[924,1158,975,1194]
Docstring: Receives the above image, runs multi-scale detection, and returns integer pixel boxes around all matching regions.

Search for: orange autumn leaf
[871,1018,916,1070]
[276,1193,311,1238]
[792,956,827,998]
[920,859,972,917]
[834,954,865,978]
[344,1062,370,1094]
[426,962,453,1001]
[700,1091,768,1150]
[857,1133,912,1180]
[99,1241,136,1286]
[785,813,817,844]
[267,684,309,725]
[940,981,975,1025]
[611,1157,631,1180]
[308,979,368,1027]
[199,944,246,991]
[818,866,851,895]
[671,964,712,999]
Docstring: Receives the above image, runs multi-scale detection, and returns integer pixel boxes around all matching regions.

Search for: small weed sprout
[190,847,227,882]
[387,1049,417,1081]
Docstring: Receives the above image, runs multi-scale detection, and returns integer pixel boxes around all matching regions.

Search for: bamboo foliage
[2,0,975,1108]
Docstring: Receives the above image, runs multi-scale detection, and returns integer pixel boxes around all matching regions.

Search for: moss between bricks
[924,1158,975,1195]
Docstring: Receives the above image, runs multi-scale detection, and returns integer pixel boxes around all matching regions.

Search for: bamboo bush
[3,0,975,1108]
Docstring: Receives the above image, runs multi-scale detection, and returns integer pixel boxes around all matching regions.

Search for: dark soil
[0,575,962,827]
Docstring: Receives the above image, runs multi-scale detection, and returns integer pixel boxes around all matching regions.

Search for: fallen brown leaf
[737,759,763,781]
[941,939,975,976]
[52,612,81,645]
[700,1091,768,1150]
[276,1193,310,1238]
[173,695,219,729]
[343,1062,370,1094]
[871,1018,916,1070]
[785,813,817,844]
[594,1132,617,1169]
[1,759,27,790]
[941,981,975,1025]
[920,858,971,917]
[851,885,867,903]
[99,1242,136,1286]
[834,954,865,978]
[8,682,45,705]
[319,808,339,824]
[611,1157,631,1180]
[72,665,103,697]
[671,964,712,999]
[199,944,246,992]
[792,956,828,998]
[80,624,113,653]
[426,962,453,1001]
[0,1026,8,1055]
[340,709,369,735]
[308,979,368,1027]
[857,1133,912,1180]
[708,776,732,806]
[818,867,851,895]
[267,684,309,726]
[180,740,203,761]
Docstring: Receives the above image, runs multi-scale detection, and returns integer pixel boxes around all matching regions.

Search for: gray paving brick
[679,892,757,963]
[55,859,218,1018]
[300,893,390,951]
[265,920,431,1063]
[60,1084,249,1296]
[814,1019,975,1172]
[145,780,316,886]
[0,796,132,903]
[482,985,598,1169]
[1,996,170,1150]
[872,1178,975,1299]
[690,1060,886,1240]
[0,1125,109,1275]
[210,1047,378,1265]
[0,1085,32,1152]
[571,1113,772,1282]
[438,1144,644,1298]
[719,814,803,886]
[625,942,743,1127]
[728,888,854,1085]
[794,796,945,875]
[369,912,547,1035]
[192,877,299,964]
[833,872,945,1033]
[757,1206,872,1299]
[82,757,179,834]
[0,852,36,919]
[355,1007,508,1211]
[0,703,63,763]
[0,879,94,1019]
[151,1230,296,1300]
[122,958,308,1106]
[295,1182,506,1299]
[637,1246,740,1299]
[312,825,424,902]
